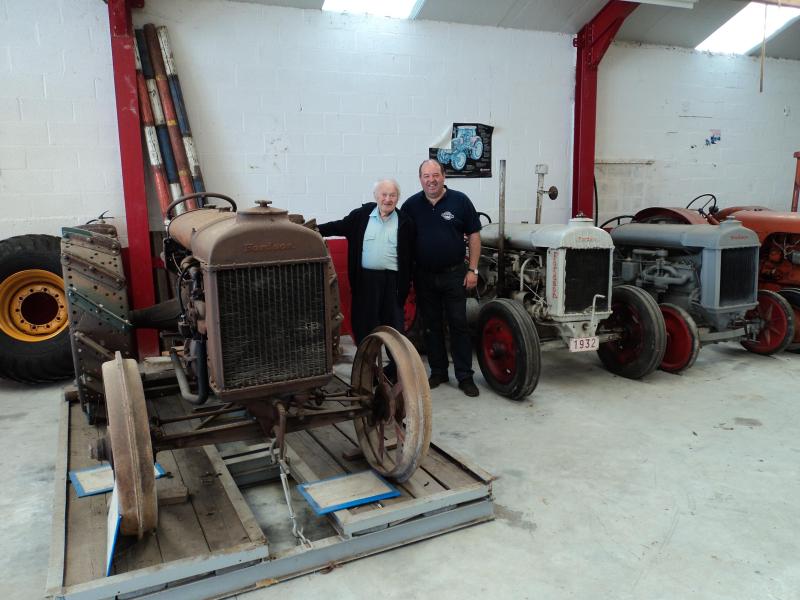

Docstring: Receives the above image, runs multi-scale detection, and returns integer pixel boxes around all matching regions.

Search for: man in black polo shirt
[403,159,481,397]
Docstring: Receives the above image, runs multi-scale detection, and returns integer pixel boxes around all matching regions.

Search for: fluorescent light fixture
[637,0,697,7]
[322,0,425,19]
[696,2,800,55]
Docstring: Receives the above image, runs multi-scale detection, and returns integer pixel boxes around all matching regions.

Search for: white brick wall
[0,0,119,240]
[10,1,796,242]
[0,0,578,240]
[596,42,800,226]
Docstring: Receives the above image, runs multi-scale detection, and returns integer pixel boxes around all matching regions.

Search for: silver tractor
[472,218,667,400]
[609,218,795,372]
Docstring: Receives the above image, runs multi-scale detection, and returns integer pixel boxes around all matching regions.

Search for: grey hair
[373,178,400,198]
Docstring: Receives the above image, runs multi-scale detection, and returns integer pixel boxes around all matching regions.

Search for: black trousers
[351,269,403,345]
[414,265,474,382]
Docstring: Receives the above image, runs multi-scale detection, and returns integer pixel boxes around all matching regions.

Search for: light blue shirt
[361,207,398,271]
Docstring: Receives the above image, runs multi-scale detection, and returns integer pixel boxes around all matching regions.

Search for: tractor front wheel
[659,303,700,374]
[351,327,431,483]
[102,352,158,538]
[476,299,541,401]
[742,289,795,355]
[597,285,666,379]
[0,234,73,383]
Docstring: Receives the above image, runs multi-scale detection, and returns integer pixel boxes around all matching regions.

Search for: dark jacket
[319,203,415,305]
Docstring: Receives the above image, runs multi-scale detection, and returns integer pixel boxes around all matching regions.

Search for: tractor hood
[611,219,759,250]
[720,210,800,243]
[481,218,613,251]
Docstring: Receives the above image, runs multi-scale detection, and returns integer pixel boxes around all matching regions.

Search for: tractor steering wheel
[686,193,718,216]
[599,215,634,230]
[165,193,238,220]
[477,212,492,228]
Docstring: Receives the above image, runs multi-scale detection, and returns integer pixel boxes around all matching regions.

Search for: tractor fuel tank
[610,219,760,251]
[481,217,613,251]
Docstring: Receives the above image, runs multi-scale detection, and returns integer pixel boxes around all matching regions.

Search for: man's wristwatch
[469,268,479,275]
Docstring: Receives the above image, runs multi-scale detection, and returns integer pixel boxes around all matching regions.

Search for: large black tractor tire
[476,298,541,400]
[0,234,73,383]
[597,285,666,380]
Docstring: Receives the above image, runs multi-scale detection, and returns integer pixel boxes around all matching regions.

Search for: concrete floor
[2,342,799,599]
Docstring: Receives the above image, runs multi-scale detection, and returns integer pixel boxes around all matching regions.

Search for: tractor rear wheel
[0,234,73,383]
[476,298,541,401]
[742,289,795,355]
[102,352,157,538]
[351,326,431,483]
[659,303,700,373]
[777,287,800,352]
[597,285,666,379]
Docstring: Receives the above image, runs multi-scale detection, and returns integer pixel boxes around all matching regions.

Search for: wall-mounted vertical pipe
[134,38,172,220]
[143,23,196,210]
[792,151,800,213]
[136,29,184,214]
[497,159,507,296]
[157,26,206,206]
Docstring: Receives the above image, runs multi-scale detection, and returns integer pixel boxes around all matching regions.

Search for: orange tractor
[626,151,800,351]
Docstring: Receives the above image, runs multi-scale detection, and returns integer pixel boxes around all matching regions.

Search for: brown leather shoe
[458,378,479,397]
[428,373,449,389]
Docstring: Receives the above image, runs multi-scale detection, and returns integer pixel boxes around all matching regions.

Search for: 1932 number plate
[569,336,599,352]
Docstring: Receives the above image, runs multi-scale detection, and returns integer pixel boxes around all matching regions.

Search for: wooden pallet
[46,383,494,600]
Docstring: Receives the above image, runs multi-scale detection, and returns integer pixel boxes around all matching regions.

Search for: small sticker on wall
[705,129,721,146]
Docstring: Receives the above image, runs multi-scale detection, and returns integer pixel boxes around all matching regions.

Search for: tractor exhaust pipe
[497,159,506,296]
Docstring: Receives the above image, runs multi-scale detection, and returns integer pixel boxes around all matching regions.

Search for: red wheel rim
[481,316,516,384]
[603,299,644,364]
[660,305,694,372]
[745,292,790,353]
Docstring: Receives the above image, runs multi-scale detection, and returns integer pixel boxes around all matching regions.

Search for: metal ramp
[46,384,495,599]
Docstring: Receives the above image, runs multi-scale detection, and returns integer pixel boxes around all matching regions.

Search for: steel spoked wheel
[597,285,666,379]
[476,299,540,401]
[659,303,700,373]
[102,352,157,538]
[742,289,795,355]
[352,326,431,483]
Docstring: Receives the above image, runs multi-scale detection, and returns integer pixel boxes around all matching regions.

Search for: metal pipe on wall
[157,26,206,204]
[497,159,506,296]
[135,28,184,214]
[143,23,196,209]
[134,38,172,219]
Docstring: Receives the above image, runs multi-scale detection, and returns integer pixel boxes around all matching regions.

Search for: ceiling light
[636,0,697,7]
[696,1,800,55]
[322,0,426,19]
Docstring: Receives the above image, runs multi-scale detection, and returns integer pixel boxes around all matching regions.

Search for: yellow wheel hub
[0,269,68,342]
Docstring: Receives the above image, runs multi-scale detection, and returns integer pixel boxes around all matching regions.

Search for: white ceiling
[230,0,800,60]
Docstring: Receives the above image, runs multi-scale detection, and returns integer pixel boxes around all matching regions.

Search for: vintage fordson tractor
[607,218,795,372]
[472,218,666,400]
[631,194,800,352]
[64,193,431,538]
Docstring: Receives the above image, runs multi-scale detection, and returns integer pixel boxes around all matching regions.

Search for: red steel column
[572,0,638,218]
[108,0,160,357]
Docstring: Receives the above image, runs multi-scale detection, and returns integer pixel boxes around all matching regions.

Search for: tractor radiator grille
[719,247,757,307]
[216,261,328,389]
[564,249,610,313]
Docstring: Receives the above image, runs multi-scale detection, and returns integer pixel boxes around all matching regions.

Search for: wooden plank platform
[46,381,494,600]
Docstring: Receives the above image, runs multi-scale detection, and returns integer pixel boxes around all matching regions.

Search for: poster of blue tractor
[430,123,493,177]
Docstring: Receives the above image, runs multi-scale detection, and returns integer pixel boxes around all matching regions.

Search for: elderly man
[403,159,482,397]
[318,179,415,345]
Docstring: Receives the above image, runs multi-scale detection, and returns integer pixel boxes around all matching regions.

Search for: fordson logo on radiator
[728,235,749,241]
[244,242,295,252]
[551,252,559,299]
